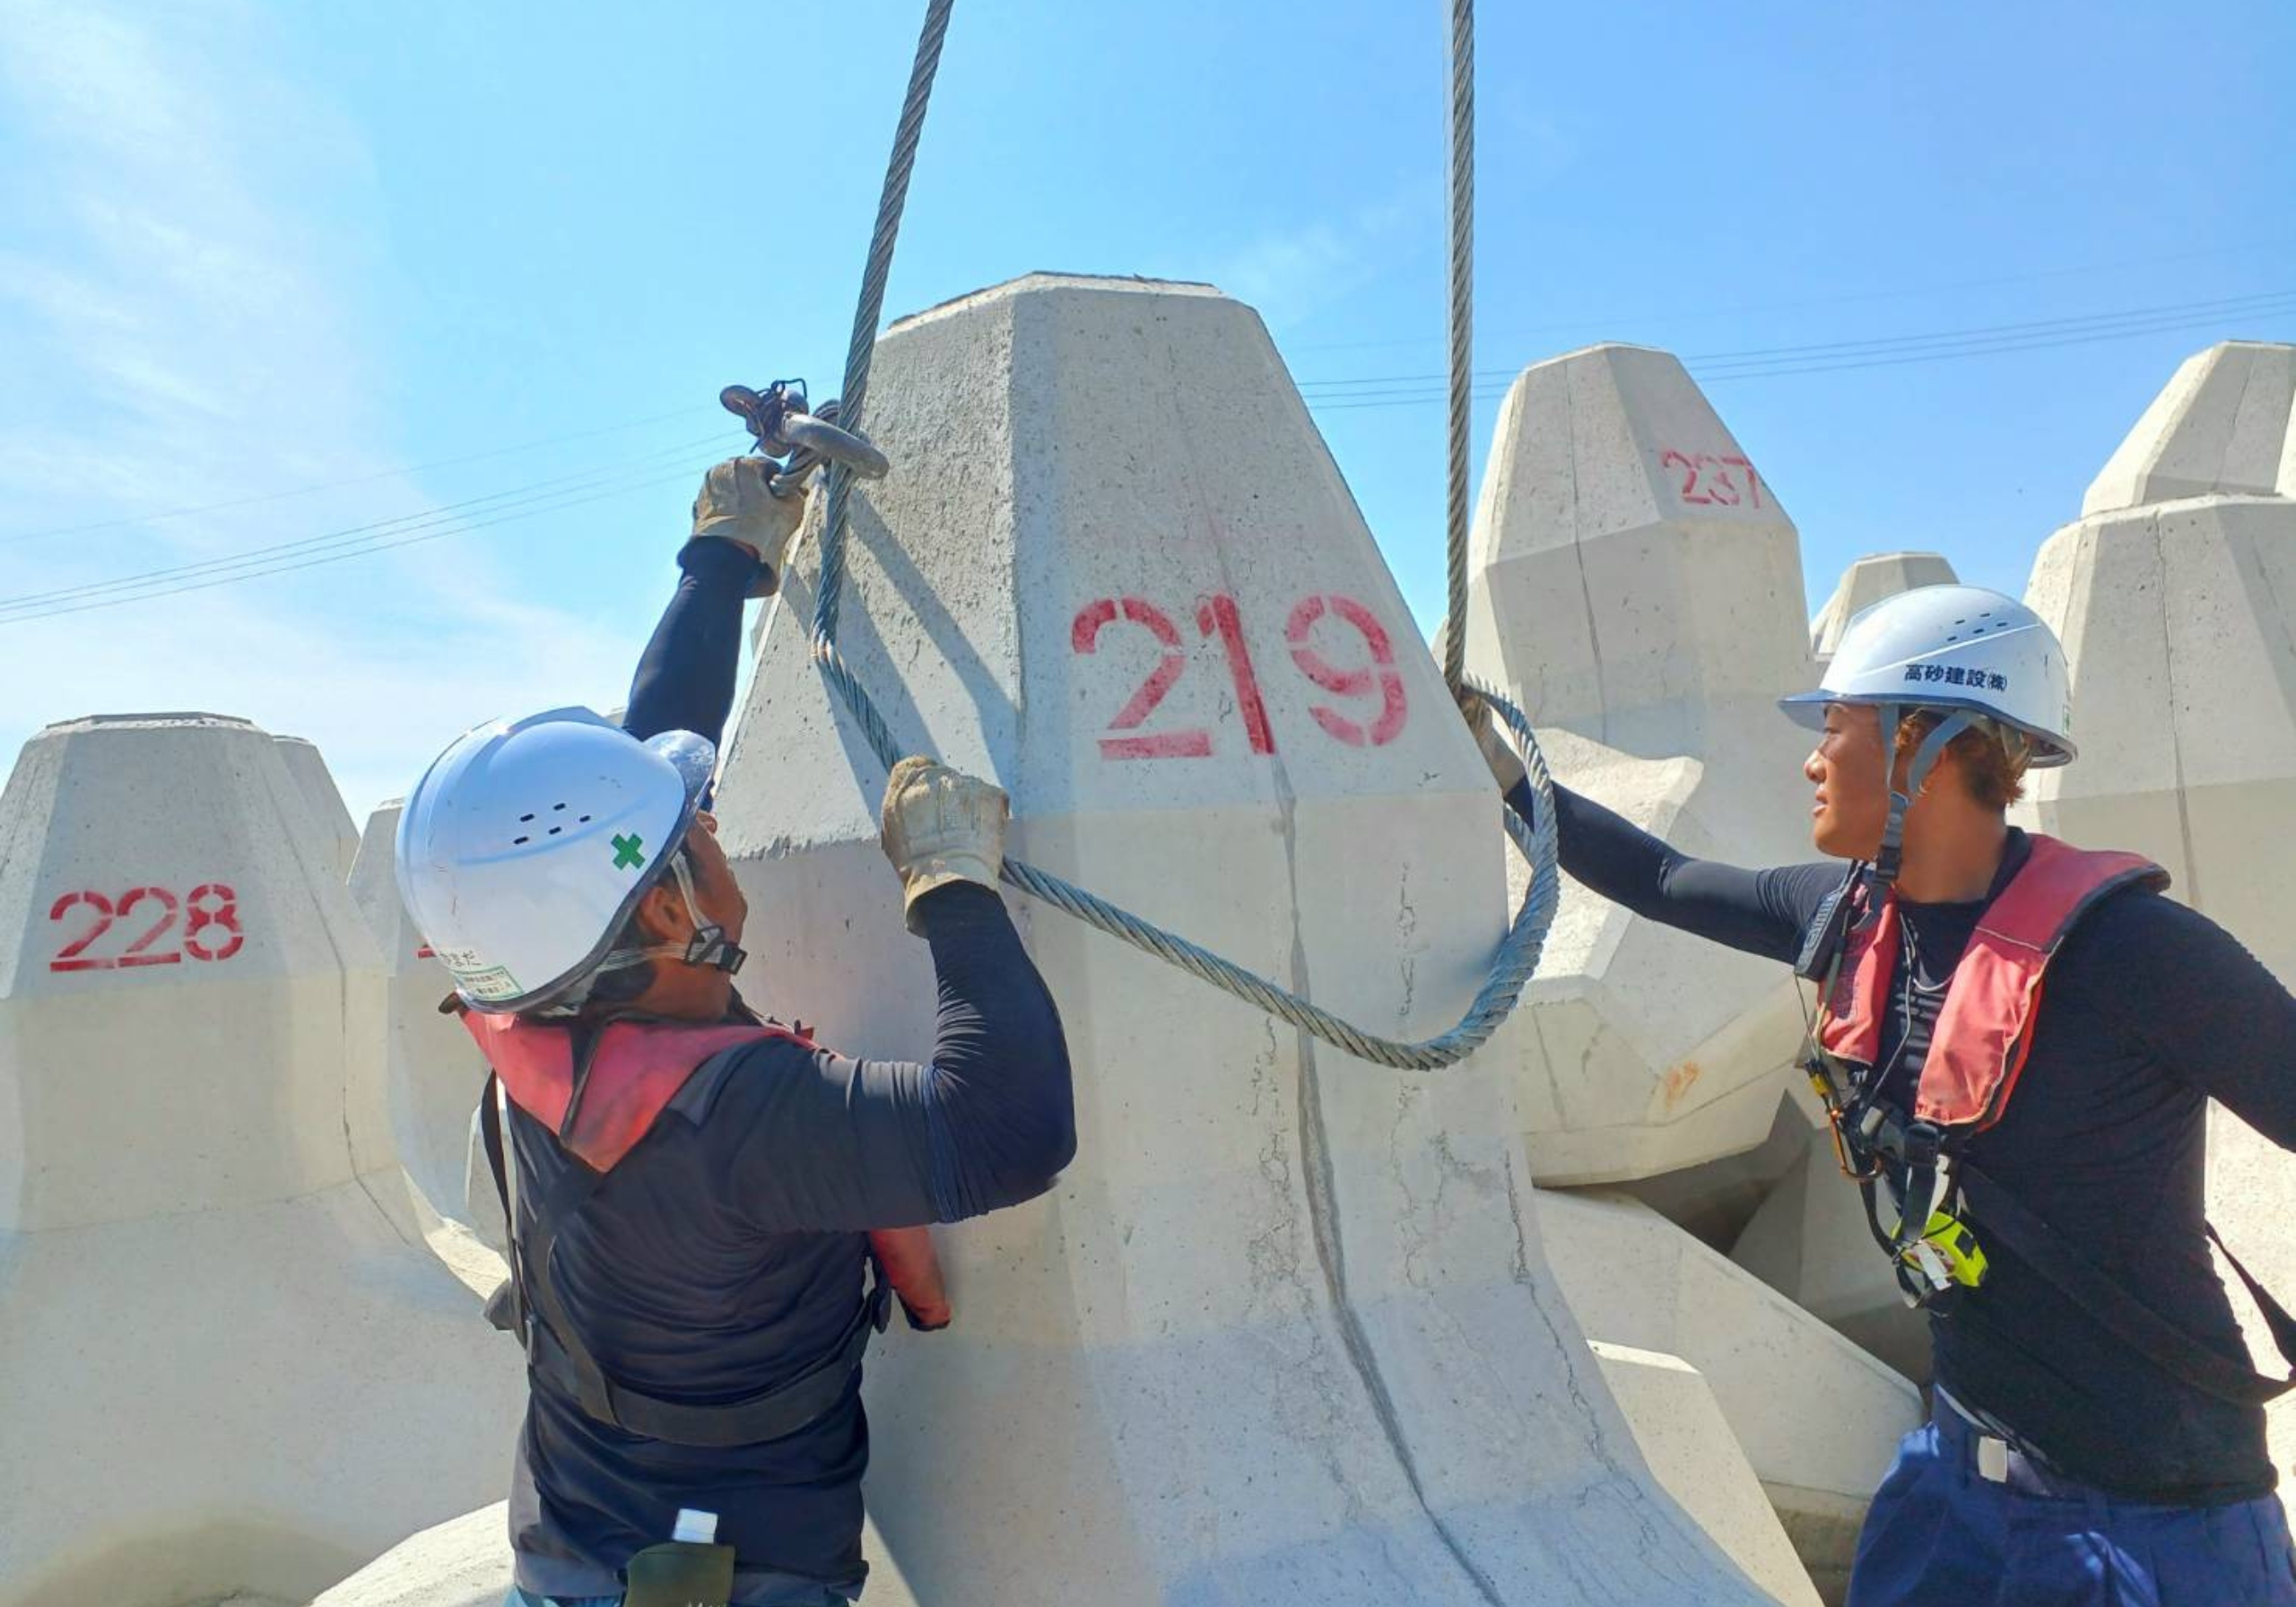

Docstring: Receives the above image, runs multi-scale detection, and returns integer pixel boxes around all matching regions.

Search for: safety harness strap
[480,1041,895,1447]
[1958,1160,2296,1406]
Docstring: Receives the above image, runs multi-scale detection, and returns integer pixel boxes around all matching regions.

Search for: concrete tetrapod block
[1543,1190,1921,1604]
[346,798,506,1295]
[304,1504,925,1607]
[714,274,1775,1607]
[1587,1342,1823,1607]
[1730,1125,1931,1384]
[2020,340,2296,1481]
[1461,343,1818,1194]
[274,734,361,882]
[2081,341,2296,516]
[1809,552,1959,665]
[0,714,525,1607]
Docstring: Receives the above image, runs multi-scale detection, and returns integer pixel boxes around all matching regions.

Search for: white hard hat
[395,708,718,1012]
[1777,585,2074,766]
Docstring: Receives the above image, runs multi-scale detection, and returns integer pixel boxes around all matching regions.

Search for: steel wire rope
[802,0,1557,1068]
[0,434,726,616]
[1440,0,1473,697]
[0,459,713,625]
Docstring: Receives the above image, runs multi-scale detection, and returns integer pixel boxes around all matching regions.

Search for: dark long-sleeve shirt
[509,534,1073,1602]
[1515,777,2296,1504]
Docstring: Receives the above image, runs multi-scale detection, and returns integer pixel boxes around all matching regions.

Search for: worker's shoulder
[671,1029,832,1125]
[2052,874,2241,982]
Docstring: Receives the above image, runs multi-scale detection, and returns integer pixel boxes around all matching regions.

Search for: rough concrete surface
[1461,344,1817,1196]
[1543,1189,1918,1597]
[346,797,501,1289]
[0,715,525,1607]
[1809,552,1959,664]
[2021,339,2296,1482]
[713,276,1779,1606]
[274,734,361,883]
[1588,1342,1824,1607]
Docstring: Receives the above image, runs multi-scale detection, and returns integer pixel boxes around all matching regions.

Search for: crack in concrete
[1274,799,1506,1606]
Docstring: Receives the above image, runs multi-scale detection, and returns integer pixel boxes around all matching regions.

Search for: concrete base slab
[714,276,1772,1606]
[1542,1190,1919,1596]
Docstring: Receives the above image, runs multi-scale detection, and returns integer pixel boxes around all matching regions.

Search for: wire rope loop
[803,0,1553,1069]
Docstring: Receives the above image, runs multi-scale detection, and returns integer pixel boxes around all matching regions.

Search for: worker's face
[680,812,748,944]
[1803,703,1897,859]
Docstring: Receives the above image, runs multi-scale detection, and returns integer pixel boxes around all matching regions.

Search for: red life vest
[462,1012,810,1171]
[1816,835,2169,1131]
[462,1012,952,1326]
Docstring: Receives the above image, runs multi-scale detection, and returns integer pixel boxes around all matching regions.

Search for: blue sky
[2,0,2292,817]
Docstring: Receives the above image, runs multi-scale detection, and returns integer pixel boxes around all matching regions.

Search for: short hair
[1897,711,2031,812]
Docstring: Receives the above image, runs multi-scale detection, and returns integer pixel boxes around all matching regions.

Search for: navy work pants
[1848,1402,2296,1605]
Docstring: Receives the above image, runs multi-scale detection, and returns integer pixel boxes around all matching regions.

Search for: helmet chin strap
[584,847,748,986]
[1871,703,1978,890]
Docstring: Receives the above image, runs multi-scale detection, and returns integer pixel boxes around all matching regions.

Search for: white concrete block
[274,734,361,882]
[2082,342,2296,516]
[1544,1189,1919,1600]
[714,274,1770,1606]
[2021,340,2296,1485]
[0,714,523,1607]
[1730,1125,1931,1384]
[306,1503,925,1607]
[347,799,505,1293]
[1810,552,1959,665]
[1587,1342,1818,1607]
[1462,344,1819,1193]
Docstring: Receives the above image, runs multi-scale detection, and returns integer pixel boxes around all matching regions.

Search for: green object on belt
[622,1540,736,1607]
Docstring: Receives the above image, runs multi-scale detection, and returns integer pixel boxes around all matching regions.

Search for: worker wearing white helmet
[1463,584,2296,1607]
[398,455,1074,1607]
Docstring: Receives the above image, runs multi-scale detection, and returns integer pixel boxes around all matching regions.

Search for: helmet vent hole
[553,803,568,812]
[547,826,562,837]
[513,836,530,846]
[518,813,535,823]
[578,814,592,823]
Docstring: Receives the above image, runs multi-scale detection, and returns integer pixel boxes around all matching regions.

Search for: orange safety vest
[1815,835,2169,1131]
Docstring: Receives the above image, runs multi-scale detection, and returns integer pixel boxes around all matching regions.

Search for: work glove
[1456,687,1528,795]
[691,455,810,597]
[878,756,1008,934]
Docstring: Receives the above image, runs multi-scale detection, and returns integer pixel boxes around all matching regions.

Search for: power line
[0,434,724,614]
[0,464,710,627]
[1301,291,2296,410]
[1292,289,2296,394]
[1282,242,2273,353]
[0,403,725,549]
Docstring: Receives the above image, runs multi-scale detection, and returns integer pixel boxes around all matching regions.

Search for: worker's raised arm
[1462,690,1837,965]
[622,457,805,748]
[712,760,1075,1234]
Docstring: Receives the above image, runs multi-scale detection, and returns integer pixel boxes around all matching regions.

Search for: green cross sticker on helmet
[394,709,721,1014]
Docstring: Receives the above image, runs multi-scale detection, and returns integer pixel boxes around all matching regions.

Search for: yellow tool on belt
[1899,1209,1989,1293]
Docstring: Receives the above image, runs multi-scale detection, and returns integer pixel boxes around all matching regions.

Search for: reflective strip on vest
[1816,836,2169,1130]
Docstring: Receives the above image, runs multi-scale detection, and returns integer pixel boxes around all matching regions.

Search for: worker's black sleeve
[1504,775,1840,965]
[620,538,763,747]
[2070,890,2296,1150]
[717,882,1076,1233]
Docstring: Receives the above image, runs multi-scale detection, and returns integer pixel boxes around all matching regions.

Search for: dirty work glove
[1456,688,1527,795]
[691,456,809,597]
[879,757,1009,934]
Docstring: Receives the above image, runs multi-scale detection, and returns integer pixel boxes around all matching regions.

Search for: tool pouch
[622,1540,736,1607]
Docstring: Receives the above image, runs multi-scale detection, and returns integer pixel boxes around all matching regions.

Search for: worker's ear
[629,876,693,945]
